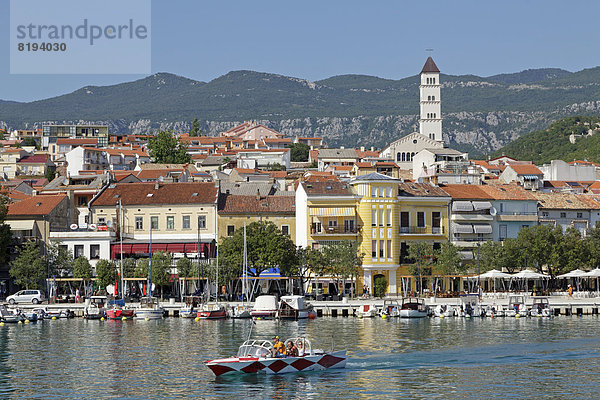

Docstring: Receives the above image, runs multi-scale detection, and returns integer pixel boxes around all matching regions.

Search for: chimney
[371,146,375,152]
[154,181,160,190]
[360,146,365,152]
[256,188,261,200]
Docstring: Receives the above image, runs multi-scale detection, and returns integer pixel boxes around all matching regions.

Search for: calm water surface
[1,316,600,399]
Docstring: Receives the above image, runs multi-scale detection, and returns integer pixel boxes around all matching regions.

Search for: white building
[539,159,596,182]
[236,149,291,169]
[65,147,149,176]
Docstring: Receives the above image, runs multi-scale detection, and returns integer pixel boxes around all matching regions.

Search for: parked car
[7,290,45,305]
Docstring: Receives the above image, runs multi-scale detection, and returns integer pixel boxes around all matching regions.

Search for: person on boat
[296,340,305,357]
[286,341,298,357]
[273,336,286,358]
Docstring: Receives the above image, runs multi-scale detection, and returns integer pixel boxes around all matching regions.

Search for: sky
[1,0,599,102]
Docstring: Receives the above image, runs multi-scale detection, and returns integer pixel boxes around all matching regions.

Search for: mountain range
[2,66,600,156]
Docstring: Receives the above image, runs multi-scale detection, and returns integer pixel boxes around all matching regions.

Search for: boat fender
[51,317,57,320]
[195,317,200,321]
[100,317,105,321]
[24,319,30,324]
[515,314,520,319]
[122,317,127,321]
[17,321,22,324]
[0,322,4,327]
[439,314,445,319]
[145,317,150,321]
[381,314,387,319]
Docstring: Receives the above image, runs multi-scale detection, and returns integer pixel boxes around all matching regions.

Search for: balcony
[496,212,538,222]
[311,226,360,236]
[399,226,445,235]
[451,213,493,222]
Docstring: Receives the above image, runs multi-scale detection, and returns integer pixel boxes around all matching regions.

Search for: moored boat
[506,295,527,317]
[84,296,108,319]
[530,297,553,317]
[277,295,314,320]
[379,300,401,317]
[205,337,347,376]
[229,304,252,319]
[250,295,279,319]
[399,297,428,318]
[433,304,455,318]
[0,305,25,323]
[458,294,483,318]
[198,304,227,319]
[135,297,164,320]
[357,303,378,318]
[106,305,135,320]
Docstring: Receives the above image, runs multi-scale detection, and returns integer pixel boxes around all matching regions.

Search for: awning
[167,243,186,253]
[151,243,168,252]
[131,243,149,254]
[452,201,474,212]
[473,224,493,234]
[6,220,35,231]
[309,207,355,217]
[521,175,539,180]
[453,224,473,234]
[472,201,492,210]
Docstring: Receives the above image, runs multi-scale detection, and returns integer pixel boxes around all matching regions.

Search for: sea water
[0,316,599,399]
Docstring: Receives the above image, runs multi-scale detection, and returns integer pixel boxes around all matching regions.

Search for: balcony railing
[399,226,444,235]
[497,211,538,216]
[312,226,360,235]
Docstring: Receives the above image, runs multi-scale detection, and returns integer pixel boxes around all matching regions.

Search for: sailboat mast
[243,221,247,305]
[119,200,124,299]
[149,223,153,297]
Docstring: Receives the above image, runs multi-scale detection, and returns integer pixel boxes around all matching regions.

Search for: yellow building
[218,194,296,243]
[350,173,450,295]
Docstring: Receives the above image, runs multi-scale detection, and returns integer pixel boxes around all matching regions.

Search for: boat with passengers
[205,337,347,376]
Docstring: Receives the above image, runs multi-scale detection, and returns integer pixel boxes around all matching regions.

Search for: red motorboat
[106,306,135,319]
[197,304,227,319]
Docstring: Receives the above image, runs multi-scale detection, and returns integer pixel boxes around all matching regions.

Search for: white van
[7,290,45,304]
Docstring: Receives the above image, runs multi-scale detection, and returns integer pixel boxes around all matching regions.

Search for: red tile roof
[56,138,98,145]
[477,184,537,200]
[439,184,493,200]
[92,182,218,206]
[302,181,353,195]
[18,154,51,164]
[7,194,66,215]
[421,56,440,73]
[219,194,294,213]
[509,164,543,175]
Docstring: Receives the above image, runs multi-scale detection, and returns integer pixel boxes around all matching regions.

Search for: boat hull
[198,310,227,320]
[135,310,164,320]
[206,350,347,376]
[399,309,428,318]
[106,309,135,319]
[250,310,277,319]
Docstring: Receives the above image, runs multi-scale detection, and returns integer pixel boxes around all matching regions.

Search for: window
[379,209,384,227]
[151,216,159,230]
[433,242,441,251]
[432,212,441,233]
[417,212,425,228]
[371,209,377,227]
[74,245,84,258]
[386,240,392,258]
[378,187,384,198]
[379,240,384,258]
[344,219,355,233]
[281,225,290,236]
[397,153,401,162]
[98,217,106,224]
[182,215,190,229]
[166,216,174,230]
[77,196,87,206]
[386,209,392,226]
[560,212,566,218]
[386,187,391,198]
[577,212,583,218]
[227,225,235,236]
[542,212,549,217]
[400,242,409,263]
[90,244,100,259]
[135,216,143,230]
[400,212,409,233]
[500,203,505,213]
[372,240,377,258]
[198,215,206,229]
[371,186,377,198]
[328,220,338,227]
[499,224,507,240]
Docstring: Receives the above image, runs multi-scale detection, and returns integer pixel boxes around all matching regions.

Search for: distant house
[221,122,284,141]
[17,154,55,177]
[499,164,544,190]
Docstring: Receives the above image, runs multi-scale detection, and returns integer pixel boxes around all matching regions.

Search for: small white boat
[379,300,401,317]
[505,295,527,317]
[36,307,71,319]
[277,295,315,320]
[458,294,483,318]
[433,304,455,318]
[485,303,505,317]
[135,297,164,320]
[250,295,279,319]
[530,297,553,318]
[399,297,429,318]
[16,309,39,321]
[179,306,197,319]
[0,305,25,323]
[229,304,252,319]
[84,296,108,319]
[205,337,347,376]
[198,303,228,320]
[357,303,378,318]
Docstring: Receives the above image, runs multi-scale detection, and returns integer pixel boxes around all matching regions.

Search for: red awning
[131,243,149,254]
[151,243,168,252]
[184,243,200,253]
[167,243,186,253]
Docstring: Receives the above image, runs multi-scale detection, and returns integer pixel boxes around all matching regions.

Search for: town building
[42,124,109,149]
[499,164,544,190]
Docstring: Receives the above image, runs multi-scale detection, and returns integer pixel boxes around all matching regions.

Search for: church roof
[421,57,440,73]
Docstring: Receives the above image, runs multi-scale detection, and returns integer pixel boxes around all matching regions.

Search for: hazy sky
[1,0,598,102]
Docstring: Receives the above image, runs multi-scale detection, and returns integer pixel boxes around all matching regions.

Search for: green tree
[585,223,600,269]
[190,118,201,137]
[517,225,563,277]
[10,241,46,289]
[407,242,435,294]
[434,242,463,275]
[47,241,73,277]
[0,190,11,269]
[95,259,116,289]
[135,252,172,297]
[44,168,56,182]
[0,130,5,140]
[286,143,310,162]
[265,163,286,171]
[23,137,38,148]
[120,258,137,278]
[219,221,298,281]
[322,241,363,294]
[148,130,191,164]
[176,257,196,298]
[73,257,93,279]
[374,275,388,298]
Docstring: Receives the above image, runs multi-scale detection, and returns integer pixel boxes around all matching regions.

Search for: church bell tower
[419,57,442,142]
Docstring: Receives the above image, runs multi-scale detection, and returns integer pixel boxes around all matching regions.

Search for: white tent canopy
[557,269,588,278]
[512,269,550,279]
[585,268,600,278]
[467,269,512,280]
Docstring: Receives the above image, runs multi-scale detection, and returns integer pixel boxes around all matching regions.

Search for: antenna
[426,48,434,56]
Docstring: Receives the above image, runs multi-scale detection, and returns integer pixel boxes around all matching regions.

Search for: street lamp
[476,242,481,297]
